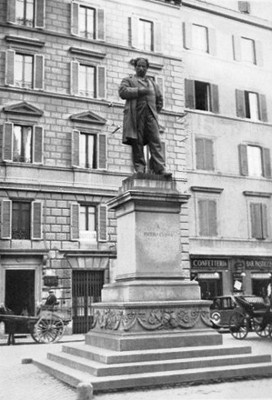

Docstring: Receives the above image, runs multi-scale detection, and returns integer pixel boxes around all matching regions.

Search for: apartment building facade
[0,0,186,333]
[182,1,272,299]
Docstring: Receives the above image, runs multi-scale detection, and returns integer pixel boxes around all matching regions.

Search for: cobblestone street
[1,333,272,400]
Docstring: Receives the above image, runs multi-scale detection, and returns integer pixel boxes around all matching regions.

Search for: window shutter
[259,94,268,122]
[72,129,80,167]
[7,0,16,23]
[98,204,107,242]
[71,202,80,240]
[97,133,107,170]
[196,138,205,170]
[205,139,214,170]
[154,21,162,53]
[185,79,195,109]
[96,8,105,41]
[3,122,13,162]
[33,126,44,164]
[71,1,79,36]
[130,15,139,48]
[208,28,217,56]
[31,201,42,240]
[96,66,106,99]
[236,89,246,118]
[210,84,219,114]
[71,60,79,95]
[208,200,217,236]
[34,54,44,90]
[255,40,263,67]
[250,203,262,239]
[262,148,271,179]
[5,50,15,86]
[238,144,248,176]
[261,204,268,239]
[182,22,192,50]
[35,0,45,28]
[1,199,12,239]
[155,76,164,102]
[233,35,241,61]
[198,199,208,236]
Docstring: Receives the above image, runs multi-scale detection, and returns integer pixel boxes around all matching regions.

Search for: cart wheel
[229,311,249,340]
[252,317,271,338]
[31,315,65,344]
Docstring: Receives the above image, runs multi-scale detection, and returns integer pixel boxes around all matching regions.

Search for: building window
[72,130,107,170]
[79,6,95,39]
[2,122,43,164]
[130,15,161,53]
[16,0,34,27]
[250,203,268,239]
[195,138,214,170]
[12,201,31,239]
[79,133,97,169]
[138,19,153,51]
[236,90,267,122]
[198,199,218,237]
[14,53,33,89]
[70,61,106,99]
[238,144,271,178]
[241,37,256,64]
[5,50,44,90]
[78,65,95,98]
[185,79,219,113]
[238,1,251,14]
[1,199,42,240]
[71,4,105,40]
[192,24,208,52]
[13,125,32,163]
[71,203,107,242]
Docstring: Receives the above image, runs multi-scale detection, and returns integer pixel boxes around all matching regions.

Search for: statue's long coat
[118,75,163,145]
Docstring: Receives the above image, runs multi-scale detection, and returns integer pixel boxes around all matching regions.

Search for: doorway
[5,270,35,316]
[72,270,104,334]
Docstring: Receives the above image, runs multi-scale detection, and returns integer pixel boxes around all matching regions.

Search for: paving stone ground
[0,332,272,400]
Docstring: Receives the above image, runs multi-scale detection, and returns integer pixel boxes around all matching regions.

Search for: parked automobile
[210,294,268,330]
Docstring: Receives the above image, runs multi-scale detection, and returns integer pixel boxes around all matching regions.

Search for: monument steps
[34,352,272,392]
[33,342,272,392]
[61,342,252,364]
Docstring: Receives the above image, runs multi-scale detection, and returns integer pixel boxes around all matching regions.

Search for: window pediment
[70,111,106,125]
[5,35,45,48]
[3,101,43,117]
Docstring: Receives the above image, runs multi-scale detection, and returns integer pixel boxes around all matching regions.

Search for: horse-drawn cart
[229,295,272,340]
[0,305,70,345]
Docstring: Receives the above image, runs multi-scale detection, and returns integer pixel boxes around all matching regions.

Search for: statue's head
[132,58,149,77]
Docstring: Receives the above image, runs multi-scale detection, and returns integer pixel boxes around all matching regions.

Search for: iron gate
[72,270,104,334]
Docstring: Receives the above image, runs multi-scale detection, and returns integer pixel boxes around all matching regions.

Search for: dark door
[72,270,104,334]
[5,270,35,333]
[199,279,222,300]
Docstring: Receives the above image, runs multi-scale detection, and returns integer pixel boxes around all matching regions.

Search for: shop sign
[43,275,59,287]
[245,259,272,270]
[198,273,220,280]
[251,273,271,280]
[191,258,228,270]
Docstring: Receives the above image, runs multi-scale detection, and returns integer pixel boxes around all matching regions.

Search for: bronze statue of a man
[119,58,171,177]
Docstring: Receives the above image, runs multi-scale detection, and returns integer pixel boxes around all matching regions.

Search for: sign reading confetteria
[191,258,228,270]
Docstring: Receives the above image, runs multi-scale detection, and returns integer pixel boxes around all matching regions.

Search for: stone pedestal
[87,174,219,350]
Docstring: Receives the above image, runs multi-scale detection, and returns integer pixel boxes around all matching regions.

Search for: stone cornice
[243,191,271,198]
[190,186,224,194]
[5,34,45,47]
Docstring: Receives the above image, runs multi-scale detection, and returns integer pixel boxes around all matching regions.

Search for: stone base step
[61,342,252,364]
[47,350,271,377]
[34,358,272,392]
